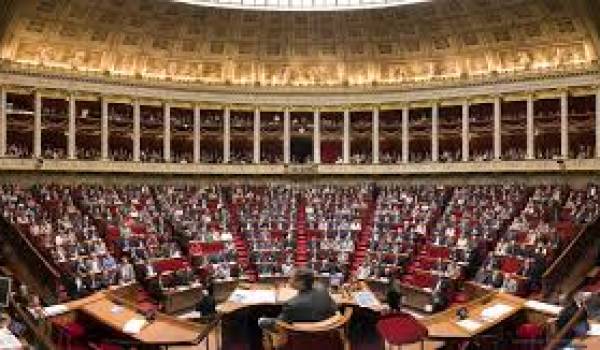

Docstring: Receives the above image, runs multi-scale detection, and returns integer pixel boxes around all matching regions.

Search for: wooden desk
[217,282,383,315]
[63,292,214,345]
[423,293,525,339]
[365,278,459,313]
[162,284,204,314]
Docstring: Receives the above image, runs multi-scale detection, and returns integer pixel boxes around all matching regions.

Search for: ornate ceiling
[0,0,598,88]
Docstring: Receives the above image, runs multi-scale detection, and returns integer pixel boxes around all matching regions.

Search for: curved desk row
[48,290,218,348]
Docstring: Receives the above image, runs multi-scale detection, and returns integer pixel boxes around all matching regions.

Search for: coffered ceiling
[0,0,598,88]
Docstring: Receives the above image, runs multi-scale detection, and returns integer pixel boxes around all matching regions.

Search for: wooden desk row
[49,289,218,347]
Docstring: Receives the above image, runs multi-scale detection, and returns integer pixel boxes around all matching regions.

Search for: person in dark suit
[259,268,337,328]
[386,276,404,312]
[195,288,216,317]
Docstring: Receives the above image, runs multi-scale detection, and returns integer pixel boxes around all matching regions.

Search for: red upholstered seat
[97,343,123,350]
[516,323,545,350]
[153,258,189,273]
[501,256,522,274]
[377,313,428,346]
[453,292,469,304]
[517,323,544,339]
[62,322,86,339]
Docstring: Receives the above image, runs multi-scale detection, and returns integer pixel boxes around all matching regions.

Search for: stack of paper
[480,304,514,321]
[456,319,482,332]
[41,305,68,317]
[228,290,277,304]
[524,300,563,316]
[123,319,148,334]
[0,328,22,349]
[587,323,600,336]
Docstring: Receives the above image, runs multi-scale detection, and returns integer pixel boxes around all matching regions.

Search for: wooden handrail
[8,296,58,350]
[275,307,353,333]
[1,219,60,279]
[541,216,600,297]
[543,216,599,280]
[543,307,586,350]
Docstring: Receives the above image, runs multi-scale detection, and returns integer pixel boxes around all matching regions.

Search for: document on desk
[42,304,69,317]
[355,292,378,308]
[524,300,562,316]
[456,319,483,332]
[228,289,277,304]
[0,328,22,349]
[122,319,148,334]
[587,323,600,336]
[480,303,514,321]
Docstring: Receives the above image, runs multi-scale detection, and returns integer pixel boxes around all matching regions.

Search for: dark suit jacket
[279,286,337,323]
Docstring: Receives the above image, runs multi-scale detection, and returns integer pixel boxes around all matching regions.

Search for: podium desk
[216,282,384,315]
[162,284,204,314]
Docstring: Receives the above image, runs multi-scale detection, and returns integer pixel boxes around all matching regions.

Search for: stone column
[560,90,569,159]
[313,108,321,164]
[101,97,109,161]
[372,107,379,164]
[193,105,201,163]
[133,100,141,162]
[527,93,535,159]
[163,102,171,162]
[283,107,290,164]
[431,102,439,162]
[33,91,42,158]
[462,100,469,162]
[343,108,350,164]
[493,96,502,160]
[223,106,230,164]
[402,105,409,163]
[253,107,260,164]
[68,93,77,159]
[0,87,6,157]
[596,89,600,158]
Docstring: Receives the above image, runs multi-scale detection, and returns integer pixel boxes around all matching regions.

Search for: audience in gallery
[571,145,594,159]
[140,149,164,163]
[201,150,223,163]
[260,152,283,164]
[0,182,598,309]
[42,147,66,160]
[230,151,254,164]
[109,148,133,162]
[172,151,193,164]
[537,147,562,160]
[0,141,596,164]
[6,144,31,158]
[76,147,101,160]
[350,153,372,164]
[502,147,527,161]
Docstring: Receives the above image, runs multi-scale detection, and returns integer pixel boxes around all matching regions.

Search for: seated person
[258,268,337,330]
